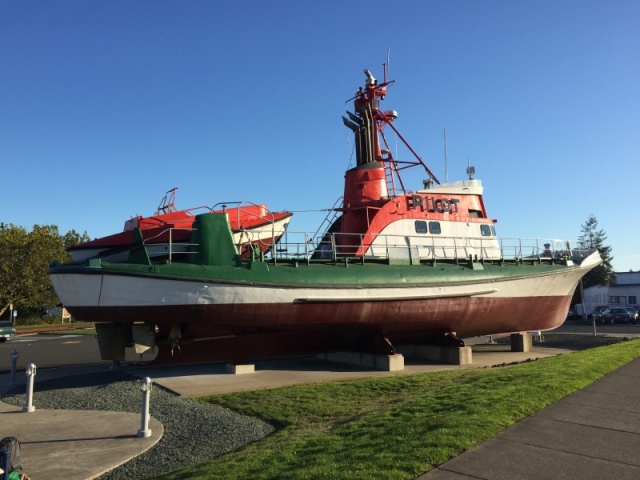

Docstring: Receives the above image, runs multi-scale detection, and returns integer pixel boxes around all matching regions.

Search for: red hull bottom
[72,295,571,364]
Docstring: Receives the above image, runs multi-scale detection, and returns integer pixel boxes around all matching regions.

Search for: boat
[67,187,293,262]
[48,66,601,365]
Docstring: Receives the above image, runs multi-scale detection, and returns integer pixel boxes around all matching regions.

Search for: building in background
[583,271,640,314]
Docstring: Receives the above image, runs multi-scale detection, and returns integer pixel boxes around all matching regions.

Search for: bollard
[137,377,153,438]
[0,450,11,480]
[23,363,36,413]
[1,449,10,480]
[8,350,18,387]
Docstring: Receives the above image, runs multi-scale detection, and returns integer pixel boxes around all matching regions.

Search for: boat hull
[49,251,600,363]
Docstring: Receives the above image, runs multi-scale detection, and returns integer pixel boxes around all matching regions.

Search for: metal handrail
[139,227,197,261]
[211,200,280,260]
[125,224,576,265]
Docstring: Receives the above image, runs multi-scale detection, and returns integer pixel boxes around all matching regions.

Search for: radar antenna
[466,158,475,179]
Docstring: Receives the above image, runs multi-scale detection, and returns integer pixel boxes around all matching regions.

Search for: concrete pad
[128,345,571,398]
[580,371,640,398]
[0,402,162,480]
[419,437,640,479]
[561,389,640,414]
[225,363,255,374]
[613,361,640,378]
[498,415,640,467]
[417,469,474,479]
[317,352,405,371]
[398,345,472,365]
[386,353,405,371]
[537,401,640,434]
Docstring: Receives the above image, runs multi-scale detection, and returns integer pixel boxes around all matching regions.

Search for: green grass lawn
[62,326,96,335]
[15,322,95,335]
[156,339,640,480]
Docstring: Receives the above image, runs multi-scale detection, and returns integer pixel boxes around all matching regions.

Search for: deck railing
[138,226,587,266]
[270,231,574,263]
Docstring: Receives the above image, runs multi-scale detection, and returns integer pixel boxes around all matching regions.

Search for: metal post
[1,449,10,480]
[137,377,153,438]
[23,363,36,412]
[8,350,18,386]
[579,279,596,337]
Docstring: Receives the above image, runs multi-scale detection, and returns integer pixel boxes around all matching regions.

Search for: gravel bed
[0,371,275,479]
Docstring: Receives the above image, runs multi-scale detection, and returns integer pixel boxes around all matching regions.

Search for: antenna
[444,128,448,183]
[384,48,390,83]
[466,157,475,179]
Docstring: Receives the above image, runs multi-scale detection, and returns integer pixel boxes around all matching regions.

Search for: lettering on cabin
[408,195,460,213]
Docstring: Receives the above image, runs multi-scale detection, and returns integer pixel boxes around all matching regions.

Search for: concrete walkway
[418,357,640,479]
[128,342,571,398]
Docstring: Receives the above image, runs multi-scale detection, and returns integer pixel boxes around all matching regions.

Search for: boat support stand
[397,332,473,365]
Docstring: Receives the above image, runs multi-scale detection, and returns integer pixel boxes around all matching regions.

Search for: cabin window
[491,225,496,236]
[480,224,492,236]
[429,221,441,234]
[469,209,484,218]
[414,220,428,234]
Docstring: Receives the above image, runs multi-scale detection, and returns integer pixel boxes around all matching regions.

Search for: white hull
[50,251,600,311]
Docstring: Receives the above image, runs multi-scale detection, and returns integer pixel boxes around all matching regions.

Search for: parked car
[0,321,16,342]
[589,306,612,324]
[609,307,638,324]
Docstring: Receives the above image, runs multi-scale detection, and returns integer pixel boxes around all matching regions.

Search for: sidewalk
[418,357,640,479]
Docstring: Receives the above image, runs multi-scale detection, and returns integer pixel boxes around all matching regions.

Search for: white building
[582,271,640,314]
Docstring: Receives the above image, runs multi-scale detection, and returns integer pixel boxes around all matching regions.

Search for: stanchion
[1,449,10,480]
[22,363,36,413]
[137,377,153,438]
[7,350,18,387]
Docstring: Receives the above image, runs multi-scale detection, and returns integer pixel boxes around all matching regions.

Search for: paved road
[0,334,155,372]
[556,317,640,335]
[2,319,638,372]
[0,334,102,371]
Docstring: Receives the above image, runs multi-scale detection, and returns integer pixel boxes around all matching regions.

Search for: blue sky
[2,0,639,271]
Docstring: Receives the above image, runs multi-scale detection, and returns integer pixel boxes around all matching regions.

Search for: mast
[444,128,448,183]
[342,68,440,199]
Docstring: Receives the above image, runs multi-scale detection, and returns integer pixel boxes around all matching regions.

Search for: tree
[577,214,615,288]
[0,223,90,317]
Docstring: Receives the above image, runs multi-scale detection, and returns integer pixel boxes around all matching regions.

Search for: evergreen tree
[577,214,614,287]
